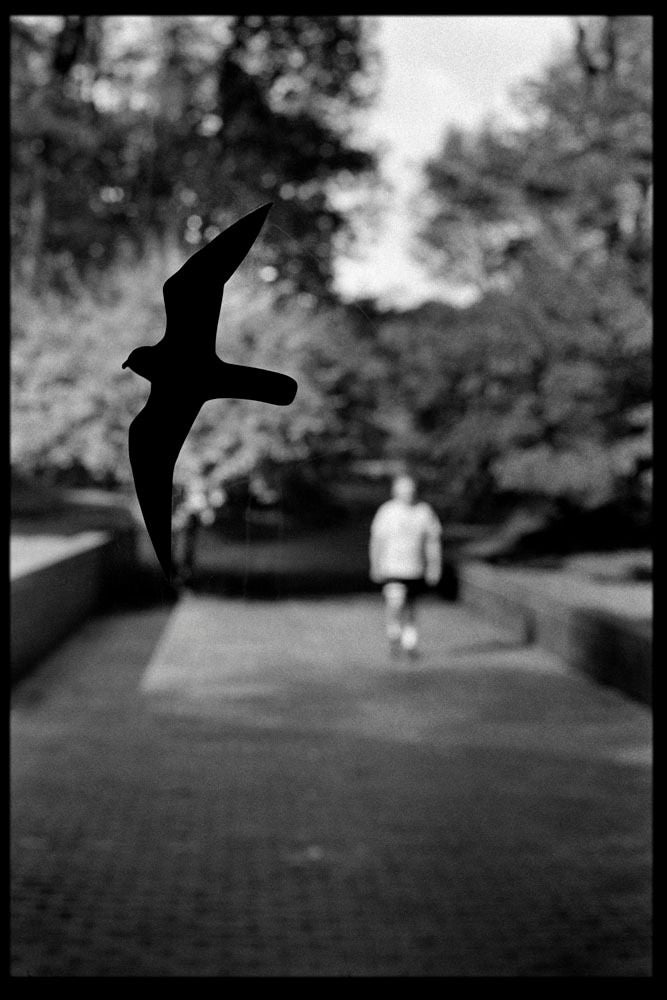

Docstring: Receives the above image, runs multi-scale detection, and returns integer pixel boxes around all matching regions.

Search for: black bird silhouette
[122,203,297,581]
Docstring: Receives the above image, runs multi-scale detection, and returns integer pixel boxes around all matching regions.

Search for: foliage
[11,15,652,539]
[11,15,378,299]
[11,13,383,513]
[413,15,652,518]
[417,16,651,298]
[12,256,163,486]
[11,257,385,500]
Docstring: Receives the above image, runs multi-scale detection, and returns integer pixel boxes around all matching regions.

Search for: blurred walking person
[173,480,224,588]
[369,474,442,658]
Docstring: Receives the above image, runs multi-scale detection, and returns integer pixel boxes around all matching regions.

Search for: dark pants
[380,578,426,647]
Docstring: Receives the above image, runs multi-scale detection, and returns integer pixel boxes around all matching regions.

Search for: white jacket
[370,499,442,580]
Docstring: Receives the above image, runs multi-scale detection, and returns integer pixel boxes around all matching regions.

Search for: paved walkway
[11,596,652,977]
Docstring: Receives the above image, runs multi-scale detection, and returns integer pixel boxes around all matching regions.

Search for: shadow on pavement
[11,604,177,707]
[11,595,651,976]
[174,562,459,601]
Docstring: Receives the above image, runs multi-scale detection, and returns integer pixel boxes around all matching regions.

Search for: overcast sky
[334,15,573,308]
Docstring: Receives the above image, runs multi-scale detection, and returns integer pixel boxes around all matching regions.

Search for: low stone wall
[458,561,652,706]
[10,529,137,681]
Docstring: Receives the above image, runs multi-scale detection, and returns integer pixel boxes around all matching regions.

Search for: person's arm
[424,508,442,586]
[369,512,384,583]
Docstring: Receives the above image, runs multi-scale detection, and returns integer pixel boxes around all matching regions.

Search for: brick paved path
[11,596,652,977]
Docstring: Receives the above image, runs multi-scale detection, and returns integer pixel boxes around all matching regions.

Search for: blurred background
[10,16,653,979]
[11,14,651,584]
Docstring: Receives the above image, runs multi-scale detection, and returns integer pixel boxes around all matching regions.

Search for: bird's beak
[121,360,128,369]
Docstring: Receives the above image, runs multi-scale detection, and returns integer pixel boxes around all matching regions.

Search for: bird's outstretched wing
[128,387,203,581]
[162,202,273,351]
[205,359,298,407]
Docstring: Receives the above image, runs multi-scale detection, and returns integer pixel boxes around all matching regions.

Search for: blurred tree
[417,16,651,300]
[13,14,652,541]
[414,15,652,521]
[11,16,109,291]
[10,256,387,506]
[11,14,382,505]
[11,15,378,299]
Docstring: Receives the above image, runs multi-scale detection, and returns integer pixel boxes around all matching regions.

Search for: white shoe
[401,626,419,658]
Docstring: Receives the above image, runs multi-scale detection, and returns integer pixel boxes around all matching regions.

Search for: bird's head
[122,346,156,381]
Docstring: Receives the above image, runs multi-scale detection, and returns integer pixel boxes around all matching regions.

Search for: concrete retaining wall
[10,529,137,681]
[458,561,652,706]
